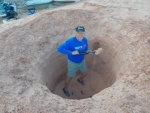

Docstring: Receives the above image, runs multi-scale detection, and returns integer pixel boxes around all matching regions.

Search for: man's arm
[57,40,73,55]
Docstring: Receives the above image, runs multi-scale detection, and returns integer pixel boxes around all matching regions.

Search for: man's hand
[72,50,79,55]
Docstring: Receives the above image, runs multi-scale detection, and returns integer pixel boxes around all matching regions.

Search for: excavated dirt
[0,0,150,112]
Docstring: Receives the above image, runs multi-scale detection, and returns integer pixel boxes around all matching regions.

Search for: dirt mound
[0,0,149,112]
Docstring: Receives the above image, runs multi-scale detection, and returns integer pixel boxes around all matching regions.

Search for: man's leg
[79,72,87,81]
[63,77,72,97]
[77,72,87,85]
[63,60,77,97]
[64,77,72,90]
[78,59,87,85]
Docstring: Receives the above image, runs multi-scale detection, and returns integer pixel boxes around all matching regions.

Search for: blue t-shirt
[58,36,88,63]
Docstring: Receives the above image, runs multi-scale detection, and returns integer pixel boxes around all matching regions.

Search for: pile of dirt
[0,0,149,112]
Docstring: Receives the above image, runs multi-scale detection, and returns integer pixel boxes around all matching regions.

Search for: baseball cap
[76,26,85,32]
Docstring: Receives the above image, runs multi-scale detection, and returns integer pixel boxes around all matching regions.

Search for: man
[58,26,88,97]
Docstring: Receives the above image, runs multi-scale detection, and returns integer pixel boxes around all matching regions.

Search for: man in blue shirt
[58,26,88,97]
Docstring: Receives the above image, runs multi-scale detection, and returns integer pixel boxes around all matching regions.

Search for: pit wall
[87,38,129,87]
[37,36,129,94]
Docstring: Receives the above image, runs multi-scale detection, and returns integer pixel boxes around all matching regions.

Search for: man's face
[76,32,85,41]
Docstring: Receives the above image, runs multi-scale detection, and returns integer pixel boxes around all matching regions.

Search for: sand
[0,0,149,112]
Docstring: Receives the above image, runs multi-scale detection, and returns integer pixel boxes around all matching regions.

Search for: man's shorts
[67,59,87,77]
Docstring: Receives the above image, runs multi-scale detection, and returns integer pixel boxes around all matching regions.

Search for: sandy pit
[0,0,150,112]
[40,40,117,99]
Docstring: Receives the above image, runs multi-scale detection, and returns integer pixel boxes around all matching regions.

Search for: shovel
[79,48,103,55]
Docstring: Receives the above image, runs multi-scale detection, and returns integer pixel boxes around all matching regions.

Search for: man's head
[75,26,85,41]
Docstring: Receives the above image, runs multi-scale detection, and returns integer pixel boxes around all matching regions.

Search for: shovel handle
[78,50,95,55]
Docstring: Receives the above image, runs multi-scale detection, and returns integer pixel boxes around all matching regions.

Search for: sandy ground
[0,0,150,113]
[54,68,106,99]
